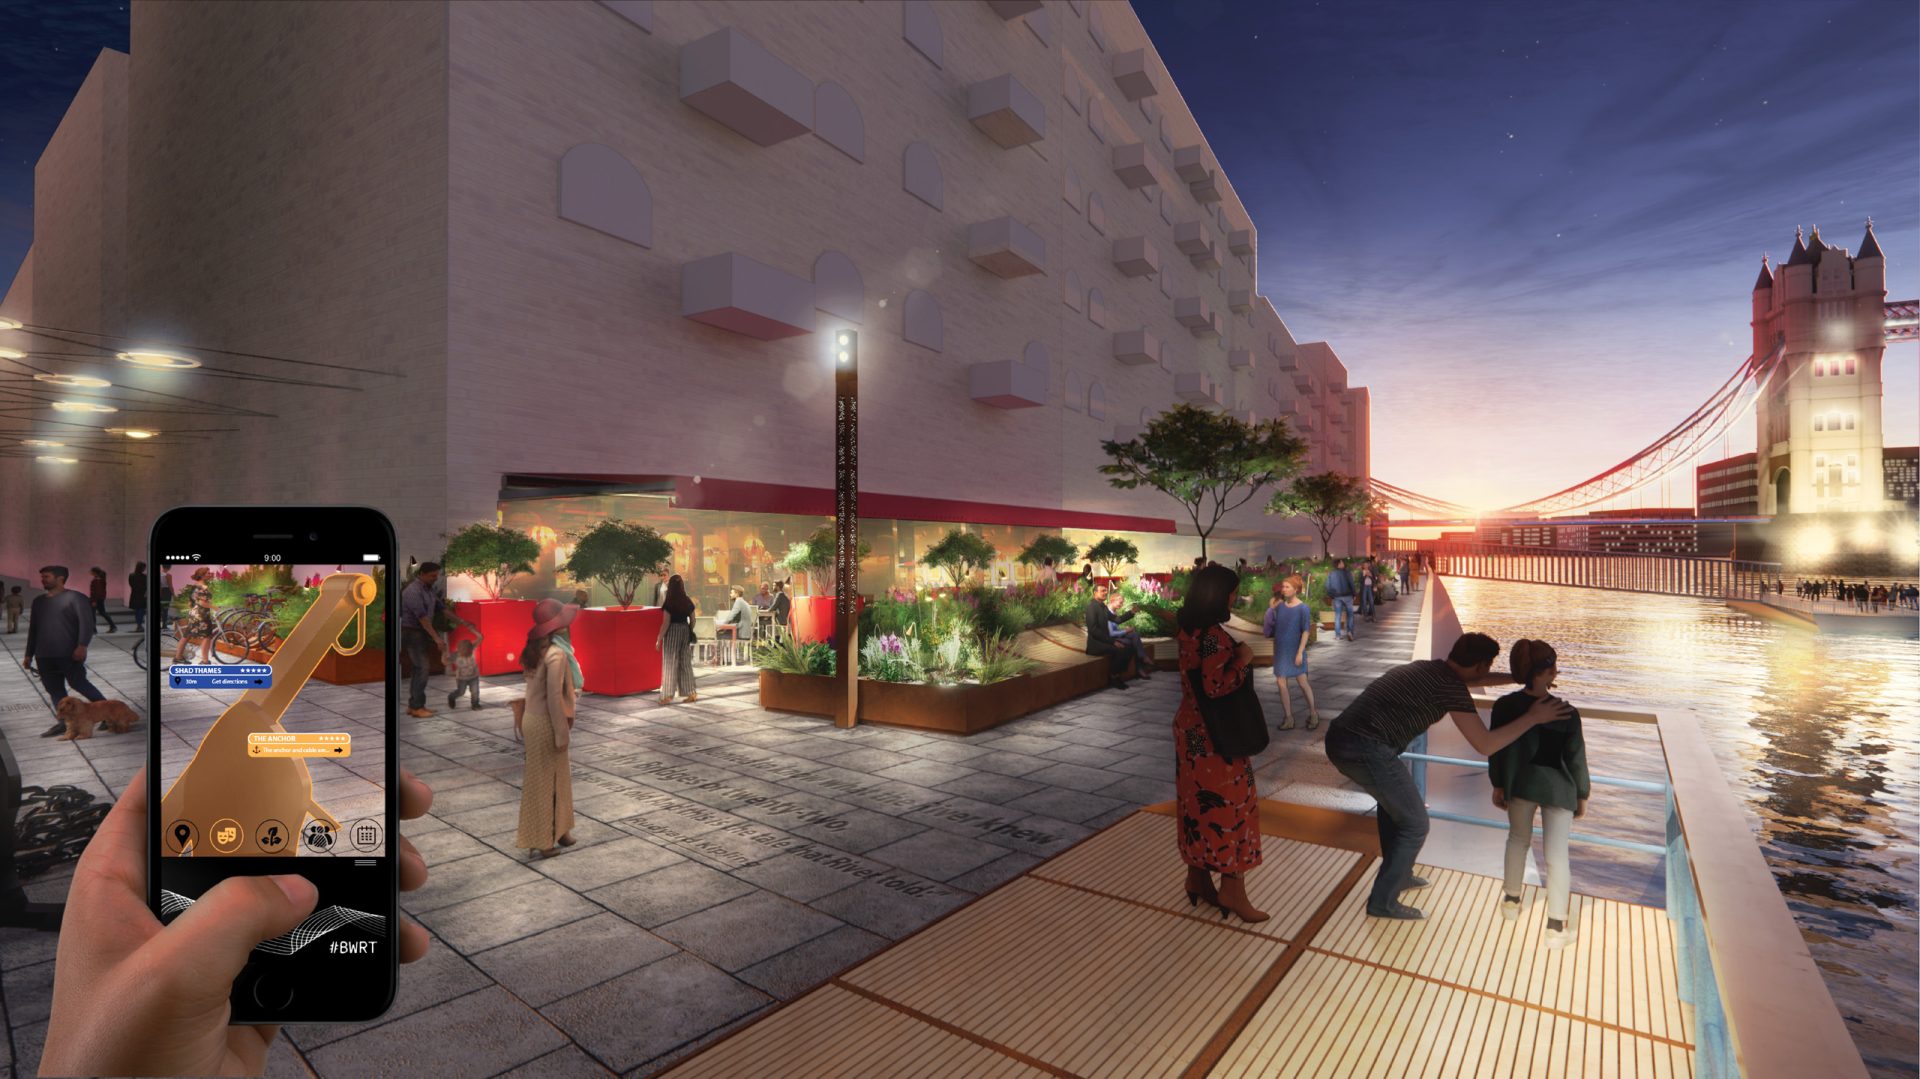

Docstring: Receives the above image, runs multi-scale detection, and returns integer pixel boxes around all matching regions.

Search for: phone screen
[147,508,397,1022]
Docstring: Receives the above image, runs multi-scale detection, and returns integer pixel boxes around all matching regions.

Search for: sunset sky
[1137,0,1917,513]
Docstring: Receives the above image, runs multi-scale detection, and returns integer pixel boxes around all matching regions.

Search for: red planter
[448,599,537,676]
[790,594,863,645]
[570,605,664,696]
[315,647,384,685]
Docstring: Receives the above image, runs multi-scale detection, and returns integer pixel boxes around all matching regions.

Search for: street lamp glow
[0,347,25,360]
[20,439,65,448]
[838,351,850,364]
[107,427,158,439]
[116,349,202,370]
[837,333,851,347]
[36,455,78,464]
[34,373,112,388]
[51,400,117,413]
[0,317,20,331]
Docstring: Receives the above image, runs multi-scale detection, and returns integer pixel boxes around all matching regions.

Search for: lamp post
[833,330,860,729]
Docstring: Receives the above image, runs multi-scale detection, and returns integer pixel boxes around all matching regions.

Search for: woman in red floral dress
[1174,564,1267,923]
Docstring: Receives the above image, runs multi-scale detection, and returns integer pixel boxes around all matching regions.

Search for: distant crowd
[1793,577,1917,612]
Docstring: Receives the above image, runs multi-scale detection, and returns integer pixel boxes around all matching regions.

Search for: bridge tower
[1751,221,1888,514]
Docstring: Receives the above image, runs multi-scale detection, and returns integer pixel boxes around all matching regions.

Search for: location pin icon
[173,823,191,850]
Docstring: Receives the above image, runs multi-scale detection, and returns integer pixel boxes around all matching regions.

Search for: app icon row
[166,816,382,855]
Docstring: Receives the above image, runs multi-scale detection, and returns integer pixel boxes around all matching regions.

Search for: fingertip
[270,873,318,910]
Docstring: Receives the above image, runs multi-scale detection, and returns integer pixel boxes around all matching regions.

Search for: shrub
[442,523,539,599]
[779,521,871,594]
[969,633,1037,684]
[561,520,672,607]
[757,635,835,676]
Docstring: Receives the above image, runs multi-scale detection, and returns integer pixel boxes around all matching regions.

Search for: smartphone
[146,506,398,1024]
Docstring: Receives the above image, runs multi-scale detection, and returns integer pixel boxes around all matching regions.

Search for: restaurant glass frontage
[493,493,1308,616]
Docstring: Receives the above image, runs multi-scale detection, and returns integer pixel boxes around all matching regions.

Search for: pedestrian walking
[514,598,579,858]
[399,562,450,718]
[657,574,699,703]
[1262,576,1319,730]
[127,562,148,633]
[1490,638,1590,949]
[1323,633,1570,919]
[157,570,174,631]
[24,566,108,738]
[87,567,117,633]
[1359,560,1377,622]
[1325,559,1357,642]
[1173,564,1267,923]
[4,586,23,633]
[1397,556,1411,595]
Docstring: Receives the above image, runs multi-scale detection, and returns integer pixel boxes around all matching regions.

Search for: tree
[1100,404,1309,562]
[441,523,539,599]
[922,529,998,586]
[560,520,673,608]
[779,521,870,594]
[1015,534,1078,568]
[1084,536,1141,576]
[1266,471,1388,560]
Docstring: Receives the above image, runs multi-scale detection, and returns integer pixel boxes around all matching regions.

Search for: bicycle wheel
[210,627,254,665]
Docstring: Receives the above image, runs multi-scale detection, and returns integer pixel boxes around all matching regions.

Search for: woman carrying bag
[514,598,581,859]
[1173,563,1270,923]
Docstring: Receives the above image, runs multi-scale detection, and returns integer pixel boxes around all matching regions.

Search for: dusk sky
[3,1,1914,512]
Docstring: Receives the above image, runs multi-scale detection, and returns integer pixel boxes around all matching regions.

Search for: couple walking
[1175,563,1587,944]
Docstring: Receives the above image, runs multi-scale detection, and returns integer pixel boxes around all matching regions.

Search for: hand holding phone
[39,767,434,1077]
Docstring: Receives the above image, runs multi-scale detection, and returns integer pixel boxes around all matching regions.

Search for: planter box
[570,605,664,696]
[314,646,385,685]
[789,594,863,645]
[757,651,1116,736]
[449,599,537,676]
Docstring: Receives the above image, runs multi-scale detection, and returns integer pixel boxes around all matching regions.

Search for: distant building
[1696,452,1761,516]
[1885,446,1919,508]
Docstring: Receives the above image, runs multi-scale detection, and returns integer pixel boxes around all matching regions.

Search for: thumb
[151,875,318,1002]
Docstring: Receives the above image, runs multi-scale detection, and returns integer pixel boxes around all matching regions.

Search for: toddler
[447,636,484,710]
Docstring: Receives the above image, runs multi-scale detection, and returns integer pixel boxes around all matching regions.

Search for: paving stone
[871,758,977,789]
[932,770,1048,804]
[958,750,1057,778]
[544,953,770,1073]
[2,959,53,1025]
[974,733,1069,756]
[0,926,59,971]
[306,986,564,1078]
[406,825,494,865]
[1107,753,1173,779]
[404,850,543,914]
[945,850,1044,893]
[900,737,992,764]
[786,805,926,854]
[423,778,523,814]
[11,1019,46,1078]
[735,924,889,1000]
[529,836,686,892]
[817,746,918,773]
[1019,760,1131,793]
[1041,743,1132,769]
[497,1045,618,1078]
[1095,773,1178,806]
[809,872,972,939]
[471,912,678,1006]
[288,930,494,1048]
[415,877,601,954]
[1005,785,1133,824]
[653,889,844,971]
[588,861,755,928]
[862,827,1011,882]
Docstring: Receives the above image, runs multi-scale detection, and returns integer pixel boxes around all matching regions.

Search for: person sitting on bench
[1085,580,1134,691]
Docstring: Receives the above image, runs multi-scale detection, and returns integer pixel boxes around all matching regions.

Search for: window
[1814,360,1825,377]
[1845,357,1856,375]
[1845,414,1855,431]
[1814,416,1824,432]
[1846,455,1859,485]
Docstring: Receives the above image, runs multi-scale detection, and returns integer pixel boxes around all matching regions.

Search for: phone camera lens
[307,532,319,541]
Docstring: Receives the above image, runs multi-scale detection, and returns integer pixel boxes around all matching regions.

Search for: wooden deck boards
[663,803,1695,1078]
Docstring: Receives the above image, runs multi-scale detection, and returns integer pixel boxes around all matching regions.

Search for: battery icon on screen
[362,555,380,562]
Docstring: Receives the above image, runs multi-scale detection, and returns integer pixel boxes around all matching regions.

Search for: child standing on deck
[448,634,485,710]
[1490,638,1590,948]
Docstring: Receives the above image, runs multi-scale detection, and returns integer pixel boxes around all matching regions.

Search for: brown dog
[55,696,139,740]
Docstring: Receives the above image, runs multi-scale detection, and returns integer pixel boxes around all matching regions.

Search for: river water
[1441,577,1919,1077]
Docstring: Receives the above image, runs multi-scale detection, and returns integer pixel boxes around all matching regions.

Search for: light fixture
[116,349,202,370]
[106,427,158,439]
[36,455,78,464]
[0,347,24,360]
[34,373,112,388]
[0,317,20,331]
[20,439,65,448]
[51,401,117,413]
[837,333,851,347]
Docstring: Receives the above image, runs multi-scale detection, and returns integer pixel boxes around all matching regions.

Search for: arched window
[813,251,864,323]
[902,142,943,209]
[812,82,865,162]
[557,144,651,247]
[903,289,943,351]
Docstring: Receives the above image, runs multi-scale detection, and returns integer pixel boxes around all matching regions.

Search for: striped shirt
[1328,659,1475,752]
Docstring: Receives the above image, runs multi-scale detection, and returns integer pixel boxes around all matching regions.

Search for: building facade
[1695,451,1761,517]
[1,1,1372,608]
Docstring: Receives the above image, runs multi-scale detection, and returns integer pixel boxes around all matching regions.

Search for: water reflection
[1444,577,1919,1078]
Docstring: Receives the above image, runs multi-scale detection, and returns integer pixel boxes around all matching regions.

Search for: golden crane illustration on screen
[161,572,377,857]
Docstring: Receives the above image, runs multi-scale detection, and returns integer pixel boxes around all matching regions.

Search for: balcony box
[970,359,1046,408]
[1174,296,1213,332]
[1174,372,1219,405]
[679,28,812,147]
[1297,412,1316,432]
[1173,145,1211,184]
[1189,238,1221,270]
[1329,375,1347,392]
[1229,228,1253,256]
[681,252,816,338]
[1190,174,1222,203]
[1112,328,1160,365]
[1275,350,1302,371]
[1227,348,1253,370]
[1112,236,1159,278]
[1111,143,1155,189]
[1111,49,1158,101]
[1228,288,1252,312]
[968,216,1046,278]
[967,74,1046,148]
[1293,370,1316,393]
[1173,221,1209,257]
[985,0,1043,16]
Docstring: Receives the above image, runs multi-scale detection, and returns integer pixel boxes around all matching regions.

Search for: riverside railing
[1420,541,1781,600]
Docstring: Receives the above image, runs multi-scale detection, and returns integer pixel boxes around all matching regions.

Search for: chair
[691,616,719,666]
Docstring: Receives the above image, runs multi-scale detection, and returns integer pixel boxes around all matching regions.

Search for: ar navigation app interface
[157,559,390,965]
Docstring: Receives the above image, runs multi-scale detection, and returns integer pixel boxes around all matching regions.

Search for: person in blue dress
[1262,575,1320,730]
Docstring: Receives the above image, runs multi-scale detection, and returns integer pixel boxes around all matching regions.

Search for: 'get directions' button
[169,664,273,689]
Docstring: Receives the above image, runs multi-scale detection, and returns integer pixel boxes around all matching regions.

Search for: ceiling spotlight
[20,439,65,448]
[116,349,202,369]
[36,455,79,464]
[106,427,157,439]
[0,317,20,331]
[34,373,112,388]
[51,401,117,413]
[0,347,25,360]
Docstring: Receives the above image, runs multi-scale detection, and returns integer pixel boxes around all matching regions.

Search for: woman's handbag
[1185,659,1270,760]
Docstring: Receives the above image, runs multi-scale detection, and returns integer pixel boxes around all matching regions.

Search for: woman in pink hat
[514,597,582,858]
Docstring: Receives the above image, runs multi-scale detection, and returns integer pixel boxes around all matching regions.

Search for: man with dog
[24,565,110,737]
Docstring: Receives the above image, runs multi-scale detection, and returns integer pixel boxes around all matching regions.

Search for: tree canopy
[922,529,998,586]
[1266,471,1387,559]
[1099,404,1309,561]
[441,523,539,599]
[560,520,673,607]
[1015,534,1079,567]
[1084,536,1141,576]
[780,521,870,593]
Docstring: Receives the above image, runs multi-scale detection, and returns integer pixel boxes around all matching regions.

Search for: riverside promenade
[0,592,1425,1078]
